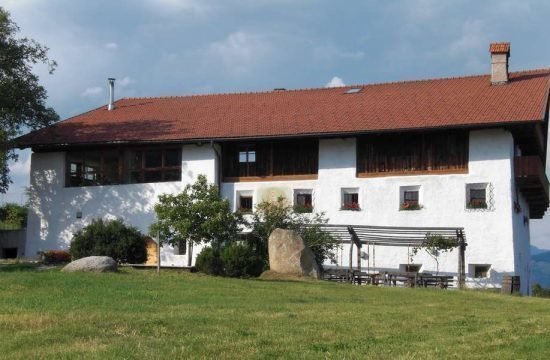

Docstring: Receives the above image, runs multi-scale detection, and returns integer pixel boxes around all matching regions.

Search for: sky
[1,0,549,248]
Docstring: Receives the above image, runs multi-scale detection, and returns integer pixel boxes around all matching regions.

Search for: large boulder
[267,228,320,279]
[62,256,118,273]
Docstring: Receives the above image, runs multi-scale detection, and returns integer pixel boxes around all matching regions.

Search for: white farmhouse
[14,43,549,294]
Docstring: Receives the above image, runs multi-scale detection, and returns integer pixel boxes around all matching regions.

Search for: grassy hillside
[532,250,550,287]
[1,265,549,359]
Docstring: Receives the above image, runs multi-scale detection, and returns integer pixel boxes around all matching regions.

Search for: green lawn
[0,265,549,359]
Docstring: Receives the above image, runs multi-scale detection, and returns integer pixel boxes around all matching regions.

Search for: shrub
[70,218,147,264]
[532,283,550,298]
[41,250,71,264]
[195,247,224,276]
[221,243,264,278]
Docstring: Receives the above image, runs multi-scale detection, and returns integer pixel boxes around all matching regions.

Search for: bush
[221,243,264,278]
[532,283,550,298]
[195,247,224,276]
[41,250,71,264]
[70,218,147,264]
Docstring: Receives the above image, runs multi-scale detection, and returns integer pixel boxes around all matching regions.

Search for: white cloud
[105,42,119,50]
[313,43,365,64]
[449,19,488,57]
[144,0,211,15]
[208,31,272,75]
[81,86,103,97]
[325,76,345,88]
[118,76,136,87]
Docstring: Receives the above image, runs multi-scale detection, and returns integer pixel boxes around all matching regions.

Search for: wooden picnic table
[379,272,454,288]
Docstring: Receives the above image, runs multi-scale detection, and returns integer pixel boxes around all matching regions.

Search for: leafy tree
[150,175,244,252]
[0,7,59,193]
[410,233,459,275]
[250,197,340,270]
[0,202,27,228]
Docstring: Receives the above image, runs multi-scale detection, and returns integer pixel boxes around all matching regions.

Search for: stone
[267,228,320,279]
[62,256,118,273]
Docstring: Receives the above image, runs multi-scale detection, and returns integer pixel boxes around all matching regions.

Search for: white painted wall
[25,129,532,293]
[25,144,216,265]
[221,129,525,292]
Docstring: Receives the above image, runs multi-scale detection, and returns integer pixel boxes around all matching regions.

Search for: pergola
[316,224,467,288]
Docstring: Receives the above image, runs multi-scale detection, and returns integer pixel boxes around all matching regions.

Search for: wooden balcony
[514,156,549,219]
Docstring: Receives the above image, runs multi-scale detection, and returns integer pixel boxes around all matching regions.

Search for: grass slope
[1,266,549,359]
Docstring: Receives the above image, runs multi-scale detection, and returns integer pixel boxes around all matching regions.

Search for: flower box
[400,201,422,211]
[467,199,487,209]
[341,202,361,211]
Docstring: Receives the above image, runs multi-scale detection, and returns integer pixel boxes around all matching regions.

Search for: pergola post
[456,229,466,289]
[347,226,362,285]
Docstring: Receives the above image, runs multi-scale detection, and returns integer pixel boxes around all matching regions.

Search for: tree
[0,202,27,228]
[250,197,340,269]
[150,175,244,252]
[410,233,458,275]
[0,7,59,193]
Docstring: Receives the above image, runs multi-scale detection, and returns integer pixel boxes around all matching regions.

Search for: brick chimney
[489,42,510,85]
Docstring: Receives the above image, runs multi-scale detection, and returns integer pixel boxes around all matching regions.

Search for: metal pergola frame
[313,224,467,288]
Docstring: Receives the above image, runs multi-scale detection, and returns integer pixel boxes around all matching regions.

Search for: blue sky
[2,0,549,248]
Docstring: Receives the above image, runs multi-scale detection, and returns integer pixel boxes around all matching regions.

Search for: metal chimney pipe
[108,78,116,110]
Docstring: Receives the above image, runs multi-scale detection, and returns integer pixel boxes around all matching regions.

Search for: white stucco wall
[221,129,523,291]
[25,144,216,265]
[26,129,531,292]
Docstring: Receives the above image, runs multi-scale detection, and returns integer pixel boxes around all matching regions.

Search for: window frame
[125,147,182,184]
[341,188,360,211]
[65,146,182,187]
[294,190,313,213]
[400,185,422,211]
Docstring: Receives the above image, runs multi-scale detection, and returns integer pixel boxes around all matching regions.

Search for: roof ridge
[118,67,550,101]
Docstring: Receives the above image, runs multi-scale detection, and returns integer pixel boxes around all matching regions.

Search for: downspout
[210,140,222,190]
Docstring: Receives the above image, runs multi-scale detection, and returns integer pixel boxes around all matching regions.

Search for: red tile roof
[490,42,511,54]
[15,69,550,148]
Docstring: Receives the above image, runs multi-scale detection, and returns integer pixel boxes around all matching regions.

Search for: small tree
[410,233,458,275]
[250,197,340,270]
[150,175,243,253]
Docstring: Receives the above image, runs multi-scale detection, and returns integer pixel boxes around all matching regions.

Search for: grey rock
[268,228,320,279]
[62,256,118,273]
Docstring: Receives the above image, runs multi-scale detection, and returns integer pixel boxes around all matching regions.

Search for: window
[66,147,181,187]
[341,188,360,211]
[294,190,313,213]
[466,184,490,210]
[472,264,491,278]
[176,240,187,255]
[237,145,257,177]
[400,186,422,210]
[239,148,256,163]
[125,148,181,184]
[357,130,468,176]
[67,150,120,187]
[237,192,254,213]
[222,139,318,180]
[400,264,422,273]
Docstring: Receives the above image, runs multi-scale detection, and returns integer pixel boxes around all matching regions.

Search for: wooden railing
[514,156,549,218]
